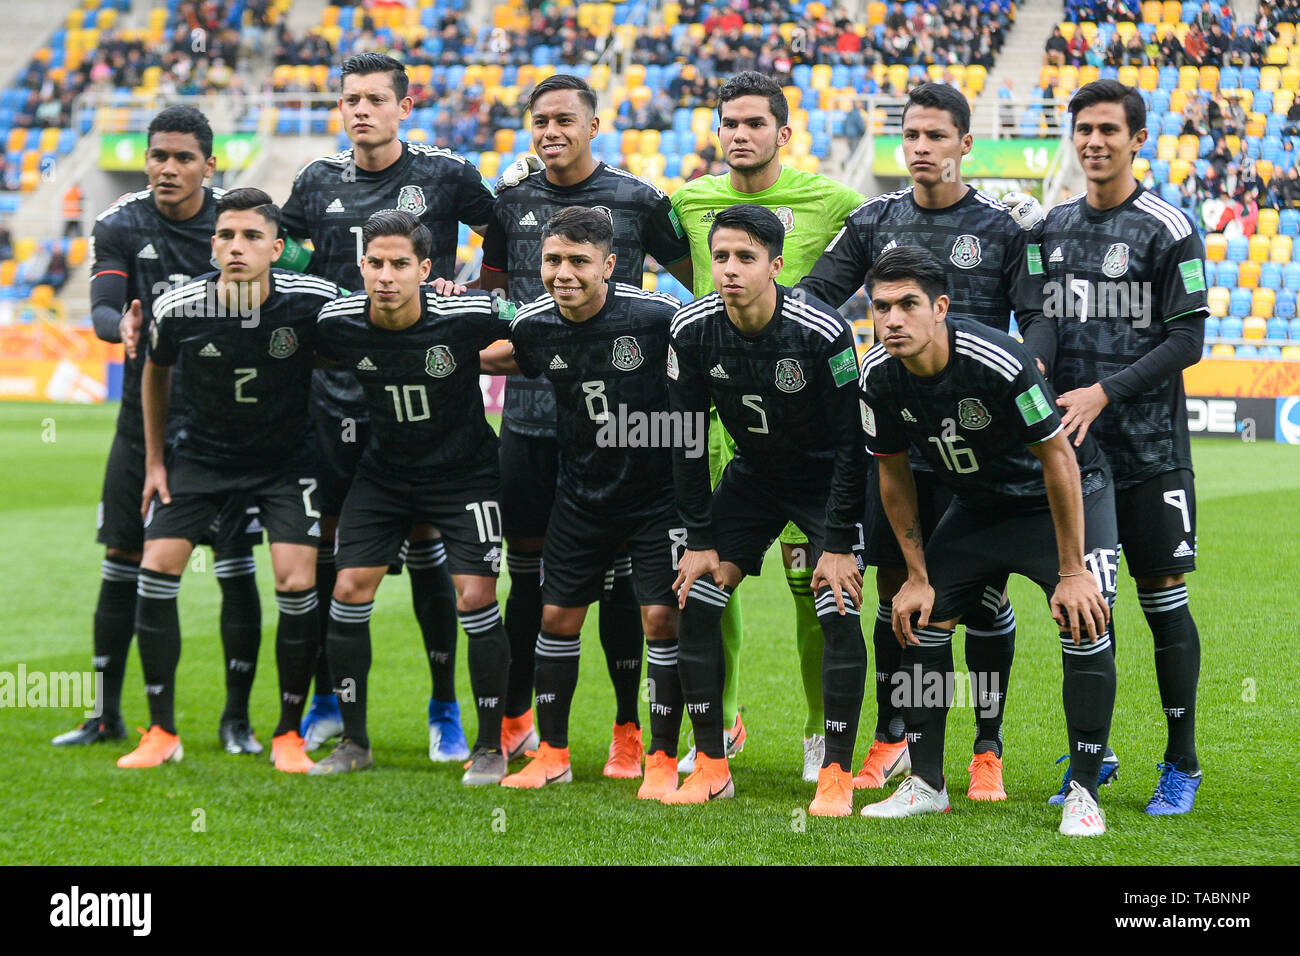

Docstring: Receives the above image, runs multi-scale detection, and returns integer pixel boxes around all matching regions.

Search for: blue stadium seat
[1160,183,1183,205]
[831,65,849,88]
[1261,263,1283,289]
[1181,1,1198,21]
[1220,66,1240,88]
[1289,317,1300,337]
[811,132,831,158]
[1150,89,1170,113]
[1139,137,1157,159]
[1280,295,1298,320]
[1227,236,1249,262]
[1100,66,1119,82]
[1284,262,1300,287]
[1158,65,1178,89]
[1267,318,1289,341]
[1221,315,1244,337]
[1151,158,1170,182]
[1204,261,1218,286]
[1203,316,1221,338]
[1255,90,1273,113]
[1161,114,1181,135]
[808,109,828,134]
[1241,67,1260,90]
[1236,345,1260,358]
[1229,288,1252,317]
[1261,345,1283,358]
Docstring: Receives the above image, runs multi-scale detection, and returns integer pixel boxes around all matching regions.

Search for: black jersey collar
[541,161,606,194]
[722,283,784,341]
[556,285,616,327]
[1081,181,1144,224]
[907,184,975,216]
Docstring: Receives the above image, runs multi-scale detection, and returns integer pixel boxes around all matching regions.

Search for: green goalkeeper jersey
[670,165,866,298]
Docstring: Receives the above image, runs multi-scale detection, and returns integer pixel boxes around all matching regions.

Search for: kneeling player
[667,205,868,810]
[857,247,1117,835]
[481,207,686,796]
[313,210,512,781]
[121,188,340,772]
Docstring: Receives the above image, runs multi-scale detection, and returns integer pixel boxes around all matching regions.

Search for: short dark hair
[866,245,948,305]
[716,70,789,127]
[147,105,213,158]
[341,52,409,100]
[541,206,614,256]
[903,82,970,137]
[527,74,598,116]
[215,187,281,228]
[708,204,784,260]
[1068,79,1146,138]
[362,209,431,261]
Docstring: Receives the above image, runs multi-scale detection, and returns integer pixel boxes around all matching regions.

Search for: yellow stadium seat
[5,129,25,153]
[13,238,36,262]
[1078,65,1099,85]
[407,128,427,144]
[1283,345,1300,360]
[1040,66,1058,88]
[1177,135,1199,160]
[20,150,39,174]
[620,129,640,156]
[1080,21,1098,39]
[1118,66,1139,88]
[1274,89,1294,115]
[1177,66,1198,90]
[65,9,81,29]
[1207,287,1230,317]
[0,260,15,284]
[1250,235,1271,264]
[68,237,88,267]
[1238,260,1260,288]
[966,65,986,94]
[491,128,512,153]
[887,64,909,91]
[1252,292,1276,320]
[1283,67,1300,91]
[1169,159,1190,185]
[1243,315,1268,337]
[1174,22,1189,41]
[1224,134,1240,155]
[625,64,645,88]
[1257,159,1274,185]
[1138,66,1158,90]
[926,65,943,82]
[1156,134,1177,161]
[1261,66,1281,91]
[638,129,661,156]
[479,152,500,179]
[1117,21,1138,42]
[811,64,832,90]
[1197,66,1219,91]
[662,2,680,27]
[867,1,887,26]
[96,8,116,29]
[625,154,645,176]
[1132,157,1150,179]
[1210,343,1236,357]
[38,128,59,153]
[1162,0,1181,22]
[321,5,339,27]
[1272,236,1293,264]
[1245,117,1266,139]
[1141,0,1160,22]
[1277,22,1295,41]
[1058,21,1076,40]
[1168,88,1188,114]
[794,154,819,174]
[1266,44,1290,66]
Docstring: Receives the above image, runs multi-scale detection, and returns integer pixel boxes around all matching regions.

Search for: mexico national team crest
[592,205,614,226]
[268,326,299,358]
[957,397,992,430]
[397,184,427,216]
[775,206,795,232]
[774,358,806,393]
[425,345,456,378]
[950,234,982,269]
[1102,242,1130,278]
[611,335,643,371]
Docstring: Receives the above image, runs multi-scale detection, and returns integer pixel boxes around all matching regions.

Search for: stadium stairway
[972,0,1067,136]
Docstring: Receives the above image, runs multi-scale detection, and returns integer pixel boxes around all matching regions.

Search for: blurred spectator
[1044,26,1069,66]
[1183,25,1208,67]
[0,225,12,262]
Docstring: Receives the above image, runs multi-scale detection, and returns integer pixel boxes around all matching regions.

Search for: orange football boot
[501,711,539,762]
[271,731,315,773]
[660,753,733,804]
[967,751,1007,801]
[637,750,679,800]
[603,721,644,779]
[809,764,855,816]
[116,726,183,769]
[853,738,911,789]
[500,742,573,789]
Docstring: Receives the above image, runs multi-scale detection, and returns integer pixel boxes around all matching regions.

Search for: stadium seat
[1250,235,1271,263]
[1227,236,1249,262]
[1230,288,1253,316]
[1210,343,1236,357]
[1267,318,1289,341]
[1284,263,1300,289]
[1272,236,1293,264]
[1236,345,1261,358]
[1204,315,1221,338]
[1283,345,1300,358]
[1207,286,1230,317]
[1239,261,1260,288]
[1205,233,1227,261]
[1261,263,1283,290]
[1252,291,1276,319]
[1220,315,1244,338]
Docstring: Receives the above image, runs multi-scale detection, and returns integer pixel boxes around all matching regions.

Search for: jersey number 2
[234,368,257,403]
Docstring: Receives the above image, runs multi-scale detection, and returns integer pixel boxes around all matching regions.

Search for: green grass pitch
[1,402,1297,865]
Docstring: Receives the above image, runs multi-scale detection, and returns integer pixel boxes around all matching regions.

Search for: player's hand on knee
[430,277,468,296]
[120,299,143,360]
[1051,573,1109,644]
[141,464,170,520]
[812,551,862,614]
[1056,383,1109,446]
[673,548,721,609]
[891,578,933,647]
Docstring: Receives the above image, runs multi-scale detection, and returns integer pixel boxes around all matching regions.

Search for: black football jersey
[89,186,224,446]
[509,282,681,519]
[315,285,509,482]
[667,285,866,553]
[282,141,496,422]
[1038,186,1208,490]
[483,162,691,439]
[149,269,340,469]
[859,319,1109,509]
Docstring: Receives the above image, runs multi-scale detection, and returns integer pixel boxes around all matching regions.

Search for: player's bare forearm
[878,454,927,584]
[664,256,693,291]
[1032,432,1087,572]
[141,362,172,469]
[479,340,519,375]
[478,267,509,295]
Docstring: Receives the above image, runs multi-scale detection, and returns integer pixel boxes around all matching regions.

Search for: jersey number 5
[742,394,768,434]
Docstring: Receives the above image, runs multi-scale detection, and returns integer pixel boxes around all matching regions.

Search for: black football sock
[677,579,731,759]
[1060,625,1116,800]
[598,557,643,727]
[963,591,1015,758]
[135,570,183,735]
[460,602,511,752]
[214,553,261,722]
[272,589,320,736]
[899,626,956,791]
[327,598,373,750]
[94,557,140,722]
[816,586,868,772]
[647,638,683,757]
[312,549,336,694]
[407,539,459,702]
[534,630,581,748]
[872,602,906,742]
[503,550,542,718]
[1138,585,1201,773]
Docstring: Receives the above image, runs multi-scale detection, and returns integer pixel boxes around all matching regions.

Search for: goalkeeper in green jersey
[670,72,866,782]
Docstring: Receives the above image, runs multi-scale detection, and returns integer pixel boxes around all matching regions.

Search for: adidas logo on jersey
[700,210,716,224]
[1173,540,1195,558]
[710,363,729,379]
[198,342,222,357]
[326,198,345,214]
[881,239,898,253]
[1049,246,1064,263]
[549,355,568,369]
[356,356,377,371]
[901,408,917,422]
[138,243,158,260]
[519,211,539,227]
[308,521,321,538]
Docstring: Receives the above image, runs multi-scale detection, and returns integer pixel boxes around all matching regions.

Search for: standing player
[858,246,1116,836]
[800,82,1046,801]
[482,73,693,777]
[665,205,867,812]
[281,52,496,761]
[312,211,512,782]
[480,208,686,797]
[54,106,264,755]
[1023,80,1207,815]
[670,71,867,781]
[120,188,339,772]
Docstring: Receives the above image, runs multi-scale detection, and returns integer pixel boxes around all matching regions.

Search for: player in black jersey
[664,205,867,809]
[118,189,339,772]
[856,246,1117,837]
[481,73,693,777]
[54,106,265,755]
[281,53,495,761]
[312,210,512,782]
[470,208,688,795]
[799,83,1046,801]
[1021,81,1207,816]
